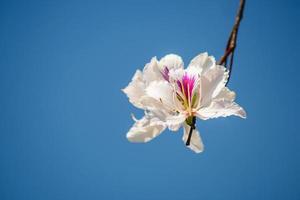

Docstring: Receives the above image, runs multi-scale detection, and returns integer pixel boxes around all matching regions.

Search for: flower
[122,53,246,153]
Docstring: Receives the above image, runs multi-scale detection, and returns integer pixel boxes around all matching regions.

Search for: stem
[186,0,246,146]
[186,116,196,146]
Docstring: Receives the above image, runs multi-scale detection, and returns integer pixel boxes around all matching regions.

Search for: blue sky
[0,0,299,199]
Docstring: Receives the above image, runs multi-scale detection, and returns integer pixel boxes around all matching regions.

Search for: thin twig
[218,0,246,86]
[186,0,246,147]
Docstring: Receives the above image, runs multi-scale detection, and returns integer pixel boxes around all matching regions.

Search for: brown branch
[218,0,246,86]
[186,0,246,147]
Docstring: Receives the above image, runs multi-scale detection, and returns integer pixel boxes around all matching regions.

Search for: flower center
[160,67,199,116]
[176,73,198,116]
[177,73,195,101]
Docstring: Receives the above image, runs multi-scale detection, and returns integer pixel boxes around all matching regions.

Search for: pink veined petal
[161,66,170,82]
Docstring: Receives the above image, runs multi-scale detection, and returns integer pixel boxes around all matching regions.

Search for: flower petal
[122,70,145,109]
[159,54,184,71]
[143,57,162,83]
[166,114,186,131]
[187,52,216,75]
[127,113,166,143]
[197,99,246,120]
[215,87,236,102]
[182,123,204,153]
[139,95,185,131]
[140,96,173,122]
[168,68,185,83]
[145,81,175,111]
[199,65,229,107]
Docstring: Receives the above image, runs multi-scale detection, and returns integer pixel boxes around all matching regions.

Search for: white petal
[187,52,216,75]
[140,96,172,121]
[145,81,175,111]
[139,95,186,132]
[143,57,162,83]
[168,68,185,82]
[182,123,204,153]
[166,114,186,131]
[159,54,184,70]
[122,70,145,109]
[215,87,236,102]
[197,99,246,120]
[127,113,166,143]
[200,65,229,107]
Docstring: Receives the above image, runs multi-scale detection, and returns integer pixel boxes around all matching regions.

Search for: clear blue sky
[0,0,299,199]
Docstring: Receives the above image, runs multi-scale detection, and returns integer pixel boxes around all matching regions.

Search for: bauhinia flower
[122,53,246,153]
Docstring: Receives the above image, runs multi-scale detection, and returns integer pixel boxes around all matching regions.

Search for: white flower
[122,53,246,153]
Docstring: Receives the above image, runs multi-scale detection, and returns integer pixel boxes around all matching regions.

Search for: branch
[218,0,246,86]
[186,0,246,147]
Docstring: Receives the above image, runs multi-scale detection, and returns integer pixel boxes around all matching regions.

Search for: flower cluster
[122,53,246,153]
